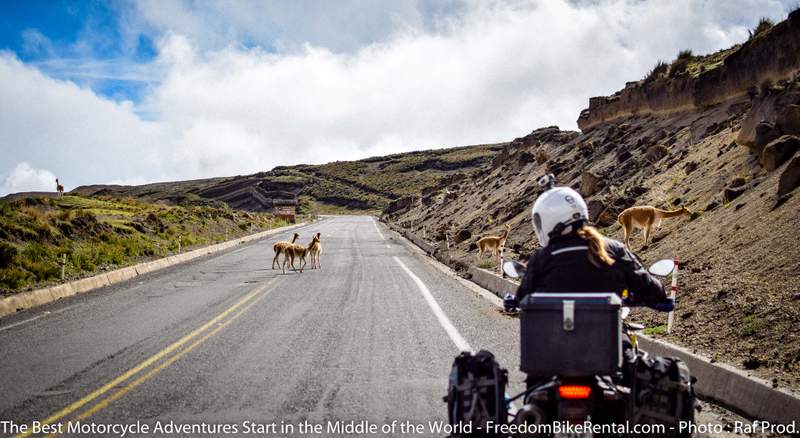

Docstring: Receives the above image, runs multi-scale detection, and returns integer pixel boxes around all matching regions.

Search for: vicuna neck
[656,208,685,218]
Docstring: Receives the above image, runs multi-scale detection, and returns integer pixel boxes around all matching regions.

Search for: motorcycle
[445,258,695,437]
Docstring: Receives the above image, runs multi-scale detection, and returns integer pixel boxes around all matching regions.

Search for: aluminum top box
[520,293,622,377]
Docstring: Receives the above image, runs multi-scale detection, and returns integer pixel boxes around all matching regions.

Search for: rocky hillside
[385,14,800,391]
[71,144,504,215]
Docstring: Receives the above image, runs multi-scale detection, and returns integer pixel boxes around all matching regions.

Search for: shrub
[749,17,774,39]
[22,259,60,282]
[668,50,693,78]
[0,267,33,290]
[644,60,668,82]
[741,315,763,336]
[0,242,17,269]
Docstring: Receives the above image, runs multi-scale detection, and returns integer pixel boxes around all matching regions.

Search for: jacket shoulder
[603,237,627,255]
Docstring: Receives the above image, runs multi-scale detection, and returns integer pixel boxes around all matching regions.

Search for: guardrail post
[60,253,66,280]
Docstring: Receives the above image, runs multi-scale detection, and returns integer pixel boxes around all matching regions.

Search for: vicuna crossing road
[0,216,743,437]
[0,216,521,437]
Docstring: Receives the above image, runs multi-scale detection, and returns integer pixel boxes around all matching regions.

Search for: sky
[0,0,795,195]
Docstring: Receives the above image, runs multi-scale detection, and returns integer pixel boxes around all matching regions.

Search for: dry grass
[0,195,288,294]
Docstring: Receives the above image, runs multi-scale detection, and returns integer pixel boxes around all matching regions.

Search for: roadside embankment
[0,221,310,319]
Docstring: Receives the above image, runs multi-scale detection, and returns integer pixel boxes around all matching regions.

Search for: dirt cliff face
[388,77,800,392]
[578,9,800,130]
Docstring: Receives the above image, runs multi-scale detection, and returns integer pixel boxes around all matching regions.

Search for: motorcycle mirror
[621,307,631,320]
[502,260,527,279]
[648,259,675,277]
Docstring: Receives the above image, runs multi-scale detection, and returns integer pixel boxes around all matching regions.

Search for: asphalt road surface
[0,216,752,437]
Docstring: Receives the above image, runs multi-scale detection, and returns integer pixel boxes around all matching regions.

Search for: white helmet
[531,186,588,247]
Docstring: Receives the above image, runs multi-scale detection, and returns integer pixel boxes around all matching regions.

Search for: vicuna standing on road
[285,233,320,273]
[308,232,322,269]
[617,206,690,248]
[273,232,300,273]
[55,179,64,197]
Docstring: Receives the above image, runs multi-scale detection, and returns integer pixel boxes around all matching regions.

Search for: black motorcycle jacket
[515,233,668,305]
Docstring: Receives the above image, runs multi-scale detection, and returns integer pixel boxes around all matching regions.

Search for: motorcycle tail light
[558,385,592,399]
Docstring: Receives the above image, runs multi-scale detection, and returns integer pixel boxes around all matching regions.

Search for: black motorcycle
[445,259,696,437]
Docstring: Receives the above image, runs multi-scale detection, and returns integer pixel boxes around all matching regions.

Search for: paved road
[0,216,752,437]
[0,216,522,437]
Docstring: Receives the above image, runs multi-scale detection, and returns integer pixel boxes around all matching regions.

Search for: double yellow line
[15,279,276,438]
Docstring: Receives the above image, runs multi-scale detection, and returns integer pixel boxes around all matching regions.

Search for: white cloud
[1,0,795,195]
[0,162,58,195]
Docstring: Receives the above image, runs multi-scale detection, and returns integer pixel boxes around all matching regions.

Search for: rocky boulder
[762,135,800,171]
[778,154,800,197]
[645,145,668,163]
[454,229,472,244]
[754,121,781,151]
[777,104,800,135]
[581,171,604,197]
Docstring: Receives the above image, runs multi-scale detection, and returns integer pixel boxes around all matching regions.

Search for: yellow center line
[44,288,272,437]
[15,279,275,438]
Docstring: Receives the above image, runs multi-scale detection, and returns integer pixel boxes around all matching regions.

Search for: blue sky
[0,1,158,102]
[0,0,796,195]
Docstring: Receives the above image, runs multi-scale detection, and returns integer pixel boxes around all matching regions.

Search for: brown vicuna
[56,179,64,197]
[272,233,300,273]
[617,206,690,248]
[308,232,322,269]
[476,224,510,262]
[285,233,320,273]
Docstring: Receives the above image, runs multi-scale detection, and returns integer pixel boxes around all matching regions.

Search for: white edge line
[0,305,75,333]
[373,219,392,249]
[394,256,472,353]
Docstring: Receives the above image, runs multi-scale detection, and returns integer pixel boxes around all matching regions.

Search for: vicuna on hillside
[476,224,510,263]
[617,206,690,248]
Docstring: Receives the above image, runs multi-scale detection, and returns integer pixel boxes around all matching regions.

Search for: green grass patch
[643,324,668,336]
[741,315,763,336]
[477,259,498,270]
[0,194,288,294]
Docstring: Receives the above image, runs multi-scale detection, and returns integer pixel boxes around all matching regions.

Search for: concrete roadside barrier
[0,221,310,319]
[391,224,800,424]
[468,266,518,297]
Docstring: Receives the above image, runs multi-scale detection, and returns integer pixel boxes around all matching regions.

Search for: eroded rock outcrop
[578,9,800,131]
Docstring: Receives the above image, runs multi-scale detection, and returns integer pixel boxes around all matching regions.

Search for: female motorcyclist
[507,183,673,310]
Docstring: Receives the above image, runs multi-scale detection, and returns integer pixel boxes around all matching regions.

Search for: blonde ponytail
[577,225,615,267]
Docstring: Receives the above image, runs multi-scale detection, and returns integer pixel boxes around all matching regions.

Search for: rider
[505,175,673,311]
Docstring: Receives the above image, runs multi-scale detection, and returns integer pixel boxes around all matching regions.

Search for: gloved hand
[649,298,675,312]
[503,294,519,312]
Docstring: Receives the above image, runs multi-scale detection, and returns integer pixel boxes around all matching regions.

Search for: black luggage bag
[634,355,696,434]
[446,350,508,437]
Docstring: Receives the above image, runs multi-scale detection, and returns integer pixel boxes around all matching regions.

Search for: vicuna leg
[643,224,651,247]
[622,218,632,248]
[272,249,281,270]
